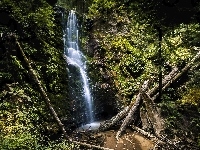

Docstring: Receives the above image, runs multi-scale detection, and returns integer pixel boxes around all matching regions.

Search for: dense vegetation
[0,0,200,149]
[0,0,71,149]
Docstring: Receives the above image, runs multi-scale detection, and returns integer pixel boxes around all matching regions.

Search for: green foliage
[86,2,155,104]
[163,23,200,65]
[160,101,180,128]
[44,140,78,150]
[159,100,200,145]
[0,87,41,149]
[57,0,91,15]
[179,88,200,106]
[0,88,74,149]
[88,0,116,19]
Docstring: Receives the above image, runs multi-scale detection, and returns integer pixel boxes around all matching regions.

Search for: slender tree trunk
[15,37,113,150]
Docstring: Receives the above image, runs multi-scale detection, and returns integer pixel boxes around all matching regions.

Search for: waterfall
[63,10,94,124]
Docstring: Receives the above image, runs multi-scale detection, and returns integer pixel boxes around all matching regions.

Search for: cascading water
[63,10,94,124]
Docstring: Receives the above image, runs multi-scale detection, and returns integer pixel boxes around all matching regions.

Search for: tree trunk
[142,92,164,135]
[116,93,143,140]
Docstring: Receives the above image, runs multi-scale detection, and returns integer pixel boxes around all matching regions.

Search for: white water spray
[63,10,94,123]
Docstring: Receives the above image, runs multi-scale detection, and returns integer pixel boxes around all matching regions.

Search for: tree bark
[142,92,164,135]
[15,37,113,150]
[116,93,143,140]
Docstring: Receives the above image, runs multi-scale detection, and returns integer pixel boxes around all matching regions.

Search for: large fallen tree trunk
[116,80,150,140]
[99,67,180,132]
[13,35,113,150]
[98,66,180,133]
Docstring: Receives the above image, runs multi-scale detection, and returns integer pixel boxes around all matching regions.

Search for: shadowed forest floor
[102,129,154,150]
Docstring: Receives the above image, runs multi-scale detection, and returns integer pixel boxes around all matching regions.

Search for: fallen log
[132,125,157,140]
[116,49,199,138]
[145,50,200,102]
[13,35,113,150]
[143,51,200,134]
[116,80,150,140]
[98,50,200,142]
[116,94,142,140]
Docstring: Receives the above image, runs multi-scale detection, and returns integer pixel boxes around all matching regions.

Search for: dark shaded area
[129,0,200,29]
[156,0,199,25]
[46,0,57,6]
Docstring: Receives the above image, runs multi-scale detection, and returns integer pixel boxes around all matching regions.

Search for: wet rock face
[91,82,120,121]
[67,64,86,126]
